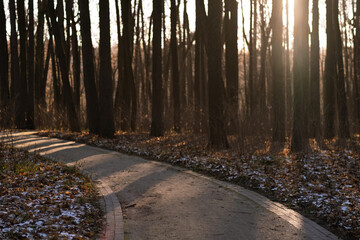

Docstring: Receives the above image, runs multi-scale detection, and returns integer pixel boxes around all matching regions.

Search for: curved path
[0,131,339,240]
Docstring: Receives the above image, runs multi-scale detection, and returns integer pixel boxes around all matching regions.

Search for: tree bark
[171,0,180,133]
[0,0,9,109]
[207,0,229,149]
[28,0,35,129]
[121,0,136,132]
[16,0,28,129]
[150,0,164,137]
[309,0,321,138]
[272,0,285,142]
[291,0,309,152]
[99,0,115,137]
[225,0,239,130]
[334,0,350,138]
[35,0,45,109]
[324,0,336,138]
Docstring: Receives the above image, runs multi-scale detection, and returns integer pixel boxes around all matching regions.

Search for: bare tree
[309,0,321,138]
[99,0,115,137]
[171,0,180,133]
[271,0,285,142]
[291,0,309,151]
[207,0,229,148]
[150,0,164,137]
[79,0,101,134]
[0,0,9,109]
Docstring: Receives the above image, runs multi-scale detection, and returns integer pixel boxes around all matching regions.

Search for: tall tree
[249,0,258,115]
[324,0,336,138]
[291,0,309,151]
[207,0,229,148]
[9,0,19,102]
[0,0,9,108]
[309,0,320,138]
[225,0,239,129]
[28,0,35,128]
[259,0,270,115]
[334,0,350,138]
[68,0,81,113]
[354,0,360,132]
[48,0,80,132]
[121,0,136,132]
[99,0,115,138]
[79,0,100,134]
[171,0,180,133]
[35,0,45,108]
[150,0,164,137]
[16,0,28,129]
[272,0,285,142]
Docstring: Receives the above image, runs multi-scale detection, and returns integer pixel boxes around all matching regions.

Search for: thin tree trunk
[324,0,336,138]
[28,0,35,128]
[272,0,285,142]
[78,0,100,134]
[207,0,229,148]
[291,0,309,151]
[334,0,350,138]
[98,0,115,137]
[0,0,9,109]
[69,0,81,113]
[310,0,321,138]
[35,0,45,109]
[225,0,239,130]
[16,0,28,129]
[150,0,164,137]
[171,0,180,133]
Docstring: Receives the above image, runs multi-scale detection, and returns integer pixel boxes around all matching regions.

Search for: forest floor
[37,130,360,240]
[0,143,103,239]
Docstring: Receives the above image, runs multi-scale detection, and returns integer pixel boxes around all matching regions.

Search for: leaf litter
[0,143,103,239]
[39,130,360,239]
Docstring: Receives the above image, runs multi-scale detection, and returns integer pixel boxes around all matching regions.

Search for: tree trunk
[354,0,360,133]
[150,0,164,137]
[291,0,309,152]
[324,0,336,138]
[121,0,136,132]
[78,0,100,134]
[171,0,180,133]
[27,0,35,129]
[0,0,9,109]
[272,0,285,142]
[207,0,229,149]
[309,0,321,138]
[16,0,28,129]
[99,0,115,138]
[225,0,239,130]
[48,0,80,132]
[259,1,269,116]
[68,0,81,113]
[334,0,350,138]
[194,0,202,133]
[35,0,45,109]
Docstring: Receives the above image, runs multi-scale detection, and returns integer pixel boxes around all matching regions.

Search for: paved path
[0,132,339,240]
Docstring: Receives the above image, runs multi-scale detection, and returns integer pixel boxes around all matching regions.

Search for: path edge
[83,170,124,240]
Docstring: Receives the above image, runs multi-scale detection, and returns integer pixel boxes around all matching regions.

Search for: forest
[0,0,359,239]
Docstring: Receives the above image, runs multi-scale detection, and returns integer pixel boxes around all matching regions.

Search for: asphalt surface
[0,131,339,240]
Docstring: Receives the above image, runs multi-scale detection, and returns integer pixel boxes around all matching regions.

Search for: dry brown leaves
[39,130,360,240]
[0,144,103,239]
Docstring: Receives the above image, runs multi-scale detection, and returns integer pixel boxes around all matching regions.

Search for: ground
[0,143,103,239]
[37,130,360,240]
